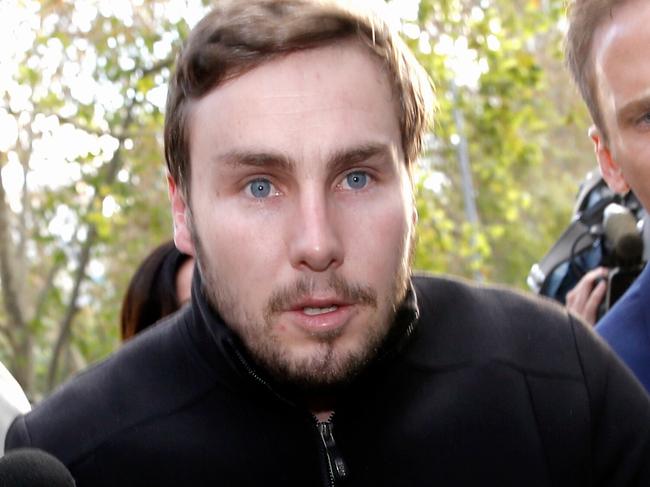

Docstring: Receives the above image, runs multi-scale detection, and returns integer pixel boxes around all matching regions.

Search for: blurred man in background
[566,0,650,391]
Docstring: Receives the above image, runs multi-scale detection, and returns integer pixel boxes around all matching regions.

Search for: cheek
[342,195,412,283]
[195,203,284,294]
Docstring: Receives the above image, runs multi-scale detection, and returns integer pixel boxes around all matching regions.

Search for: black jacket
[6,273,650,486]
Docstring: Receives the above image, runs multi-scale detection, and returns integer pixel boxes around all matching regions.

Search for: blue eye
[345,171,368,190]
[249,178,272,198]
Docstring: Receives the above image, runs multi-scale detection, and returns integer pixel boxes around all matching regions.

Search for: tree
[0,0,208,398]
[0,0,595,398]
[408,0,594,284]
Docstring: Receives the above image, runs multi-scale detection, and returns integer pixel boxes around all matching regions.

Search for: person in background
[4,1,650,484]
[565,0,650,391]
[120,240,193,341]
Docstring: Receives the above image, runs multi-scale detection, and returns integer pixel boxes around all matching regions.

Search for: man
[5,1,650,485]
[565,0,650,391]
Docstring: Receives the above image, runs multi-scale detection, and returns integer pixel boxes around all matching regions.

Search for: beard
[189,213,413,392]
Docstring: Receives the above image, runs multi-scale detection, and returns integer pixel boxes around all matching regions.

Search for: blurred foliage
[0,0,596,398]
[0,0,210,398]
[411,0,594,283]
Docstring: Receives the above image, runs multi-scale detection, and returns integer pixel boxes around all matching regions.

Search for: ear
[167,173,196,257]
[589,125,630,194]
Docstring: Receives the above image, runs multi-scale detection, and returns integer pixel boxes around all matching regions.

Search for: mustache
[265,275,377,316]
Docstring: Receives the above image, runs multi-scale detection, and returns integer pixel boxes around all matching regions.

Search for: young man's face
[170,40,416,389]
[590,0,650,210]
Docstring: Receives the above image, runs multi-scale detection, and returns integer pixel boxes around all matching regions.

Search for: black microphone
[603,203,644,265]
[0,449,75,486]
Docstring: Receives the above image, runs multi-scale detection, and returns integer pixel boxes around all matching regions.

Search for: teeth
[303,306,338,316]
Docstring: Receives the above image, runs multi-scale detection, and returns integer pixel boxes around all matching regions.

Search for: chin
[250,325,388,392]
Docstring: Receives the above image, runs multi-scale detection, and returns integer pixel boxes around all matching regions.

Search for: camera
[528,171,646,317]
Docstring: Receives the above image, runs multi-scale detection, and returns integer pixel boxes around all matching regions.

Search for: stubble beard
[189,214,414,392]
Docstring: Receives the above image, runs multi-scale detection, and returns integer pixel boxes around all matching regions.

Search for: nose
[288,189,344,272]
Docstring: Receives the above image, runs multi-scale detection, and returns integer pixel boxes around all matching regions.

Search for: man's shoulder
[6,308,215,466]
[596,264,650,391]
[409,273,589,378]
[412,272,572,328]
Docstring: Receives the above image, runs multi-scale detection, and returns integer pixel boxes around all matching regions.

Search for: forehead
[187,40,402,165]
[592,0,650,115]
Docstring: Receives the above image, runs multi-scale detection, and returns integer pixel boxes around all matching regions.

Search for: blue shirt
[597,264,650,392]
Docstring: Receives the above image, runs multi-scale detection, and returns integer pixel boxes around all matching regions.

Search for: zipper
[317,419,348,486]
[232,345,349,485]
[232,346,269,389]
[231,346,296,408]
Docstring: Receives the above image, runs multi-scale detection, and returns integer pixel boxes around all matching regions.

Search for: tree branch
[0,156,29,387]
[15,127,35,286]
[29,259,62,327]
[46,98,136,391]
[0,158,26,332]
[0,319,17,353]
[46,227,95,390]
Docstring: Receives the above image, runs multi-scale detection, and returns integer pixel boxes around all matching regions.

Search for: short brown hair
[164,0,433,199]
[565,0,626,139]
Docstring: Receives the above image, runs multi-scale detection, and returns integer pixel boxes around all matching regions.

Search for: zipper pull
[318,421,348,484]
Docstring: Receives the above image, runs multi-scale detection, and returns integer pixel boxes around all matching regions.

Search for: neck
[313,410,334,423]
[306,394,337,423]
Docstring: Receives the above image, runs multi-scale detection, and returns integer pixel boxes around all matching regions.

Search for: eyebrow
[216,142,394,173]
[220,150,295,172]
[617,95,650,124]
[328,143,392,174]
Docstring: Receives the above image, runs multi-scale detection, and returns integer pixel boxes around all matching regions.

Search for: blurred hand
[566,267,608,326]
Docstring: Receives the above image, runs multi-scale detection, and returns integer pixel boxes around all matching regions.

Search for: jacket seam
[567,312,595,485]
[522,373,553,485]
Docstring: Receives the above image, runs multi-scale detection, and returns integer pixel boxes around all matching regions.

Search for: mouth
[290,296,349,315]
[281,298,355,334]
[302,305,339,316]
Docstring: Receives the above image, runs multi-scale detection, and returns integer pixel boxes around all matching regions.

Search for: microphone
[0,449,75,486]
[603,203,644,266]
